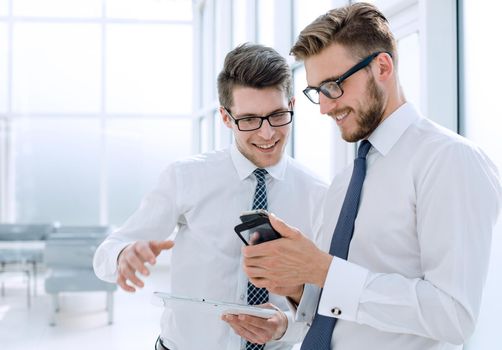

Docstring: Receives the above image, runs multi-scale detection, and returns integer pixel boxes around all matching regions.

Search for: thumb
[150,240,175,256]
[269,213,300,239]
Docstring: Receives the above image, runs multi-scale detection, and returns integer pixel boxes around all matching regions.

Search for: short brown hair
[290,3,397,65]
[217,43,292,108]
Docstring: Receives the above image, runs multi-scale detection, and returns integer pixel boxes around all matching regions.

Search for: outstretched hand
[117,240,174,292]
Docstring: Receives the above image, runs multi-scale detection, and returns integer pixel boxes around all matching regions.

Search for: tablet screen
[153,292,276,319]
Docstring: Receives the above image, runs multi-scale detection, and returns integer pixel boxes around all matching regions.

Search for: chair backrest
[53,225,110,235]
[44,236,104,269]
[47,225,111,242]
[0,223,56,241]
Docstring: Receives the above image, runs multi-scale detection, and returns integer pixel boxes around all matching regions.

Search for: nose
[256,119,275,139]
[319,93,337,115]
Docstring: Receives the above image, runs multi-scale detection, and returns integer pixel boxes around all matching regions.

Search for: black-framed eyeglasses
[223,107,294,131]
[303,51,392,104]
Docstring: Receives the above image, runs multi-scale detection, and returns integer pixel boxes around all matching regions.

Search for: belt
[155,336,171,350]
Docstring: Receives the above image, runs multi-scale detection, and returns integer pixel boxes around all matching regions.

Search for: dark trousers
[155,336,170,350]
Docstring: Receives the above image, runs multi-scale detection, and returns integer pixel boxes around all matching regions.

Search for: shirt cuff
[276,310,309,344]
[318,257,369,321]
[292,283,320,323]
[93,241,131,282]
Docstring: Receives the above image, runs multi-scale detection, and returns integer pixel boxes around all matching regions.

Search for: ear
[219,107,233,129]
[373,52,394,82]
[289,96,296,109]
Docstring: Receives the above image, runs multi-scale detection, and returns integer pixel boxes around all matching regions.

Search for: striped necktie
[246,168,269,350]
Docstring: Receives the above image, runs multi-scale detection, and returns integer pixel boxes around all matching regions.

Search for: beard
[343,74,386,142]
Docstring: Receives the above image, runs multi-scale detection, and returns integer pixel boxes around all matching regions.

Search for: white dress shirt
[93,143,327,350]
[295,103,501,350]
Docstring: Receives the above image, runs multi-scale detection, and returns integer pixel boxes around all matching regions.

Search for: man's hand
[117,240,174,292]
[221,303,287,344]
[243,214,332,293]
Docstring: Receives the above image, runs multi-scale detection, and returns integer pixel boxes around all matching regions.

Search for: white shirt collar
[230,143,288,181]
[368,102,422,156]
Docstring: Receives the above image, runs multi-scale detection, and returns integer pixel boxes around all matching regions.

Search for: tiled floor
[0,265,167,350]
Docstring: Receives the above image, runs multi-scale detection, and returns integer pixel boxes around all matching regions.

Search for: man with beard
[223,3,501,350]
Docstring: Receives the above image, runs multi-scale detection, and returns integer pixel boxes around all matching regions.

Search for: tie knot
[253,168,268,183]
[357,140,372,159]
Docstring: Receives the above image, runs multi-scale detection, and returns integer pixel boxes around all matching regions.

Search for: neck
[381,81,407,123]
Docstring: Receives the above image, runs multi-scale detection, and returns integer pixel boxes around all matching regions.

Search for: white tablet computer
[153,292,276,319]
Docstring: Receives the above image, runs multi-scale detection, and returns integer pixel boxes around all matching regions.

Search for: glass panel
[397,32,420,108]
[257,0,274,47]
[0,117,6,219]
[106,24,192,115]
[294,0,332,38]
[106,117,193,225]
[461,2,502,349]
[106,0,192,21]
[13,0,102,18]
[0,0,8,16]
[0,23,7,113]
[293,66,332,183]
[13,117,101,224]
[232,0,247,46]
[214,109,231,150]
[12,23,101,114]
[199,116,210,153]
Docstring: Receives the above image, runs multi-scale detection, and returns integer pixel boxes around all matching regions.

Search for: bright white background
[0,0,500,348]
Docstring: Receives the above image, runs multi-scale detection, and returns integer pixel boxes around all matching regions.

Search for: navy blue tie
[246,168,269,350]
[300,140,372,350]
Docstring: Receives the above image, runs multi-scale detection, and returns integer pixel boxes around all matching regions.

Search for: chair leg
[54,293,60,312]
[1,262,4,297]
[107,291,114,325]
[32,261,37,296]
[50,294,58,326]
[25,270,31,308]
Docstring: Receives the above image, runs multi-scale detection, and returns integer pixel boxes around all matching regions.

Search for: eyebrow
[307,76,341,89]
[234,107,289,118]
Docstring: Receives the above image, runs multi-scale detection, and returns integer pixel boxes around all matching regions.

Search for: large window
[292,0,337,183]
[0,0,194,225]
[461,1,502,348]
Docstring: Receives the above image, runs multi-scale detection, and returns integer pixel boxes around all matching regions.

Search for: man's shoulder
[173,148,232,170]
[411,118,482,155]
[157,148,233,184]
[285,157,329,189]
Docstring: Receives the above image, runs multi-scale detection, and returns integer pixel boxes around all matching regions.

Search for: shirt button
[331,307,342,316]
[240,294,245,300]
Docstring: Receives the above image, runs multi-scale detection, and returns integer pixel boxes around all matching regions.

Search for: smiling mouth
[254,140,279,150]
[333,110,350,121]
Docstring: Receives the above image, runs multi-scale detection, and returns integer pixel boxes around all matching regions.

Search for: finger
[150,240,175,259]
[242,243,271,259]
[236,313,271,328]
[243,264,266,279]
[120,261,145,288]
[223,314,274,344]
[154,239,175,252]
[249,232,260,245]
[236,315,272,344]
[223,313,267,331]
[268,213,300,239]
[248,276,268,289]
[117,274,136,292]
[126,250,150,276]
[228,320,266,344]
